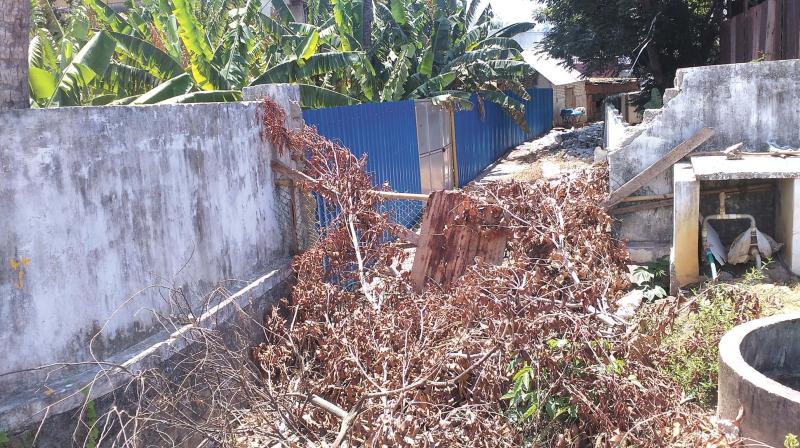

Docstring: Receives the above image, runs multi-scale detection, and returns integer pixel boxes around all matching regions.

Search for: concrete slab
[691,155,800,181]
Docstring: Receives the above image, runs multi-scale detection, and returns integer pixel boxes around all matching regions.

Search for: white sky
[489,0,542,25]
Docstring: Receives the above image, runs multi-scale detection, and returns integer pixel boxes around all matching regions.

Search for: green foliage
[742,258,771,285]
[29,0,536,113]
[502,359,578,427]
[0,432,8,448]
[661,284,761,406]
[80,387,99,448]
[538,0,726,105]
[630,257,669,302]
[786,433,799,448]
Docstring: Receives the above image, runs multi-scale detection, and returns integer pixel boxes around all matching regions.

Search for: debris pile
[551,122,605,158]
[247,100,712,446]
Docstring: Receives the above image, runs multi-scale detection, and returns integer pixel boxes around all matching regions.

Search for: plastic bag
[727,228,783,265]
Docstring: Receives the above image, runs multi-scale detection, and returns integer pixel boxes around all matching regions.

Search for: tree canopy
[538,0,726,100]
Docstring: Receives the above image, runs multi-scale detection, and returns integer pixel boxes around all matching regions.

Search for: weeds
[631,257,669,301]
[661,284,761,406]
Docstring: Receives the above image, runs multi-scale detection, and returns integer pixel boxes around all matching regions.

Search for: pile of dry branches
[249,99,708,447]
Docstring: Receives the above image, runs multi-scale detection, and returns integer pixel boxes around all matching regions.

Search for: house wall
[0,92,298,403]
[552,81,587,126]
[607,60,800,254]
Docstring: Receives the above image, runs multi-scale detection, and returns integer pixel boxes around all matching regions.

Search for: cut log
[603,127,715,209]
[410,191,506,292]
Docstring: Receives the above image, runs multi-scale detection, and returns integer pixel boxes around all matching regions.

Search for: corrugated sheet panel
[454,88,553,186]
[303,100,423,228]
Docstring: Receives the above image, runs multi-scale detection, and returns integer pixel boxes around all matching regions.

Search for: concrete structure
[523,50,587,126]
[719,313,800,447]
[607,60,800,265]
[584,78,639,121]
[671,163,700,289]
[777,179,800,275]
[671,156,800,288]
[0,85,304,435]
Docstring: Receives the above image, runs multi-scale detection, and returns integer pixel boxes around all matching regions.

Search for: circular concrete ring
[718,313,800,447]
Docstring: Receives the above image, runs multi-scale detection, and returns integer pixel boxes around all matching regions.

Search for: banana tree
[252,0,536,126]
[28,0,536,115]
[28,0,258,106]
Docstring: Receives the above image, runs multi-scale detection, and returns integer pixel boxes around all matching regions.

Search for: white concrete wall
[0,94,298,394]
[533,77,589,126]
[608,60,800,246]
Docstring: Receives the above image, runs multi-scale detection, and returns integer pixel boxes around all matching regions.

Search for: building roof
[522,50,584,86]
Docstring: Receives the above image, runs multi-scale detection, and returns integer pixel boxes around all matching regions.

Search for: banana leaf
[132,73,194,104]
[300,84,358,108]
[159,90,243,103]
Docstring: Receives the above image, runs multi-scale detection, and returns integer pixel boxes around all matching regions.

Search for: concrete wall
[536,77,588,127]
[0,91,298,399]
[608,60,800,248]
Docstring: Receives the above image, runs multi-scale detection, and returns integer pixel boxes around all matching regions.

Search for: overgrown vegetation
[29,0,536,118]
[18,99,776,447]
[659,283,761,406]
[245,99,713,446]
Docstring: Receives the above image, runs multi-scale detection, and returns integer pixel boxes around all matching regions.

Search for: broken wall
[607,60,800,257]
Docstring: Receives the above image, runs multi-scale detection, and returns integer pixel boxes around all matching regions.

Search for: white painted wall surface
[609,60,800,245]
[0,98,295,394]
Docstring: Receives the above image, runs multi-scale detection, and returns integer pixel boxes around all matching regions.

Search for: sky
[489,0,543,25]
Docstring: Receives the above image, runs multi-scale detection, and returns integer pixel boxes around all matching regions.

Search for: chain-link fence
[274,177,428,254]
[273,179,320,255]
[317,196,425,231]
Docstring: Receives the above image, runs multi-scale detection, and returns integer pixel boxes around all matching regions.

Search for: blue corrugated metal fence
[454,88,553,186]
[303,88,553,227]
[303,100,424,228]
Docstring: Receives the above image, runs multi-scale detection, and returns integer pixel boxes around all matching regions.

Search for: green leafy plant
[785,433,799,448]
[30,0,537,116]
[501,360,577,426]
[501,339,580,429]
[80,387,100,448]
[742,258,772,285]
[631,257,668,301]
[0,432,9,448]
[661,284,760,406]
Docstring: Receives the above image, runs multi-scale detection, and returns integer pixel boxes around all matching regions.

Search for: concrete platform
[691,155,800,181]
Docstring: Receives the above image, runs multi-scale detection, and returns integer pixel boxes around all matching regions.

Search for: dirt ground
[475,123,601,184]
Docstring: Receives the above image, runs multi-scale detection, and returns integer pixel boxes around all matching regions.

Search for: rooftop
[522,50,583,86]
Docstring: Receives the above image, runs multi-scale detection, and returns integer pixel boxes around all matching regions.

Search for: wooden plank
[611,199,673,215]
[603,128,715,209]
[372,191,428,202]
[272,160,429,202]
[612,184,773,213]
[766,0,779,60]
[410,191,506,292]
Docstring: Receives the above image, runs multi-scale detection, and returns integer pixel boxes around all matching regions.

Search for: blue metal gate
[303,100,424,228]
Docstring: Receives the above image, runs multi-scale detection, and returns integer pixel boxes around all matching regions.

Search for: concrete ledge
[718,313,800,447]
[0,261,292,433]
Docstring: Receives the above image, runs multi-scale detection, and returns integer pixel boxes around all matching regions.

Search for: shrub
[661,284,761,406]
